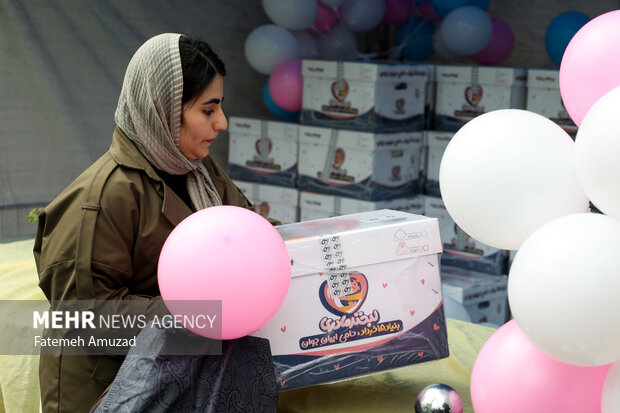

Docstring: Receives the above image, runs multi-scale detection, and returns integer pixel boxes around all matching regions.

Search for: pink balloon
[471,320,610,413]
[158,206,291,340]
[560,10,620,126]
[383,0,415,25]
[269,59,303,112]
[310,1,338,33]
[471,17,514,66]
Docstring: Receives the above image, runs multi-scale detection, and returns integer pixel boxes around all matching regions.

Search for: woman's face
[179,74,227,160]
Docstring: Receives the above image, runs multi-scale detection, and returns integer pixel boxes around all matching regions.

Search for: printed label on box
[301,60,430,132]
[297,126,423,201]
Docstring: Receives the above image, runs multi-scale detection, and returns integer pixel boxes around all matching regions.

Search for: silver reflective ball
[415,383,463,413]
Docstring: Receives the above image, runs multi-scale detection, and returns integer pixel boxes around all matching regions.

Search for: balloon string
[360,19,431,61]
[307,6,432,62]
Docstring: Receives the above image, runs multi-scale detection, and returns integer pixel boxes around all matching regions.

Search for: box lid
[436,65,527,86]
[300,192,424,215]
[277,209,442,278]
[302,59,431,82]
[440,266,508,304]
[298,125,423,151]
[228,116,298,141]
[299,191,374,215]
[233,180,299,206]
[527,68,560,88]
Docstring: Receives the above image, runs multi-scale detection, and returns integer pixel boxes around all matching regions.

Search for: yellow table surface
[0,239,46,413]
[0,239,494,413]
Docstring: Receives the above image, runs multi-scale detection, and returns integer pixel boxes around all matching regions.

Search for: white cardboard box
[299,191,424,221]
[297,125,423,201]
[440,266,508,326]
[253,209,448,390]
[301,60,434,132]
[233,180,299,223]
[434,65,527,132]
[526,68,577,135]
[423,195,508,275]
[227,117,299,188]
[423,131,455,197]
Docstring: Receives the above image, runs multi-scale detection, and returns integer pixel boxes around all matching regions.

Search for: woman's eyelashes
[203,109,215,116]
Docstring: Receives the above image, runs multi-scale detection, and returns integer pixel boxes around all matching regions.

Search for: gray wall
[488,0,619,68]
[1,0,619,240]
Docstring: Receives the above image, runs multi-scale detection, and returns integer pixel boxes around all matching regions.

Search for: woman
[34,33,278,412]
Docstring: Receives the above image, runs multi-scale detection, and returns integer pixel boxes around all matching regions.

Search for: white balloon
[291,30,320,58]
[443,295,472,322]
[340,0,386,32]
[575,85,620,220]
[244,25,300,75]
[440,5,492,55]
[322,0,345,6]
[509,213,620,366]
[316,24,358,59]
[262,0,317,30]
[439,109,589,250]
[603,362,620,413]
[432,24,468,63]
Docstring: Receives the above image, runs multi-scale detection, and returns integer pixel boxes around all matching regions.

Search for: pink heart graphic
[280,380,286,387]
[418,351,424,357]
[280,326,286,333]
[410,310,415,316]
[377,356,384,363]
[433,323,440,331]
[382,282,388,288]
[334,363,340,370]
[421,279,425,285]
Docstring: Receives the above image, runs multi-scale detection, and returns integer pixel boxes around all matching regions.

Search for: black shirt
[154,168,195,212]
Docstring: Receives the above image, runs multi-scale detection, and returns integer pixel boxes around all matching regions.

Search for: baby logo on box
[254,201,270,218]
[456,85,484,119]
[391,165,402,182]
[323,79,359,116]
[317,148,355,184]
[300,271,403,351]
[394,97,406,115]
[246,137,279,171]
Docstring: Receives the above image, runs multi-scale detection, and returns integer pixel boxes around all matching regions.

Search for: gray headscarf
[115,33,222,210]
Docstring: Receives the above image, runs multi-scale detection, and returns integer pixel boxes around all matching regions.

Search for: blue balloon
[545,11,590,67]
[395,17,436,61]
[466,0,490,11]
[262,81,300,121]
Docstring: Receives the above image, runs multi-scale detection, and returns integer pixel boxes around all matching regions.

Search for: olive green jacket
[33,127,260,413]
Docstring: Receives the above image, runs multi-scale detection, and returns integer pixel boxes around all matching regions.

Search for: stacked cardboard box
[228,116,300,222]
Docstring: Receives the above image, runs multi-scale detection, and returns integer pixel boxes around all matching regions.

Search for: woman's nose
[216,110,228,131]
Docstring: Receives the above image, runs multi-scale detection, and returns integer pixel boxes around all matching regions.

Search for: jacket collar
[109,127,192,226]
[109,127,162,182]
